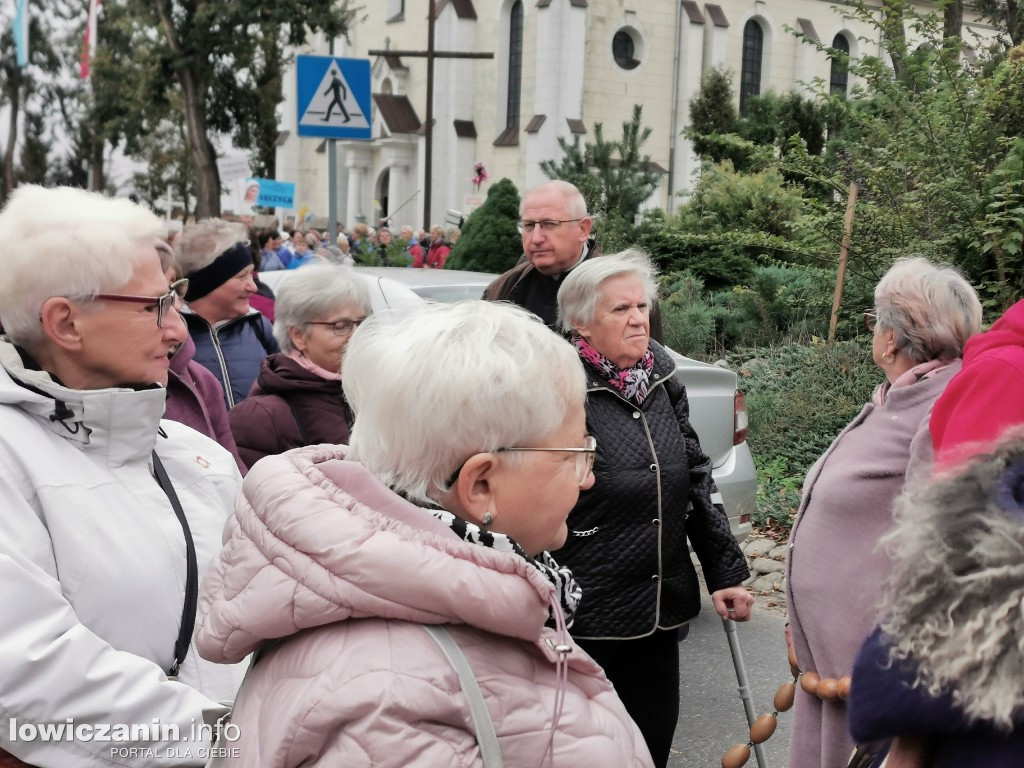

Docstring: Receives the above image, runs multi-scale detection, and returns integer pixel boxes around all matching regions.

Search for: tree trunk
[3,74,20,202]
[1007,0,1022,46]
[881,0,909,81]
[90,134,105,191]
[944,0,963,44]
[177,68,220,219]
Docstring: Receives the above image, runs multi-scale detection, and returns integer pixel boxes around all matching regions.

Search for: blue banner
[245,178,296,209]
[14,0,29,68]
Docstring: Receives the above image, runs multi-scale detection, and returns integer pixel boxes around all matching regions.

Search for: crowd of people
[0,178,1021,768]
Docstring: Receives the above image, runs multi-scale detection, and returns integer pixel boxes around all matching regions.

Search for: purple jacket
[228,353,352,470]
[165,335,246,474]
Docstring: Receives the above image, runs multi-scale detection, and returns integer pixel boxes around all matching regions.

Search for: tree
[540,104,662,224]
[93,1,350,218]
[130,105,196,221]
[16,109,49,186]
[687,68,738,164]
[445,178,522,273]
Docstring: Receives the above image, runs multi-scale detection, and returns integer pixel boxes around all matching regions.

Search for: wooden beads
[722,743,751,768]
[800,670,820,695]
[774,681,796,712]
[749,714,777,744]
[799,672,852,702]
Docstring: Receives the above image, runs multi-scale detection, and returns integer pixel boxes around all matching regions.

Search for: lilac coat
[194,445,654,768]
[165,335,246,474]
[784,363,959,768]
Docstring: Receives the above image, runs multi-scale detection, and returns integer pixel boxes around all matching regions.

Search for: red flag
[80,0,100,78]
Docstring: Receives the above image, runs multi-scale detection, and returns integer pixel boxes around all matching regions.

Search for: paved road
[669,598,792,768]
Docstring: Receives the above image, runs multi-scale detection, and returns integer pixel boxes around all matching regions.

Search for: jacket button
[632,412,640,419]
[649,463,657,472]
[652,519,660,527]
[654,373,660,379]
[651,574,660,582]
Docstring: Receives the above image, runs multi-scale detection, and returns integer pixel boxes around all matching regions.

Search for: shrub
[659,270,717,358]
[446,178,522,273]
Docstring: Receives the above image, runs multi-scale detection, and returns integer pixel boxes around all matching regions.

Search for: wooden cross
[369,2,493,230]
[160,184,186,222]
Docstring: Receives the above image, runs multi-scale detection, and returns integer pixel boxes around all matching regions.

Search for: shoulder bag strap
[423,625,504,768]
[152,451,199,678]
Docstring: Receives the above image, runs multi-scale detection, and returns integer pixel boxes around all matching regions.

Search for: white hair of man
[520,180,588,219]
[344,300,587,503]
[874,256,982,363]
[272,264,373,353]
[174,218,250,275]
[0,185,164,347]
[556,249,660,334]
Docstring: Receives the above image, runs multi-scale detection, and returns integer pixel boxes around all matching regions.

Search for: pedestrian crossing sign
[296,56,372,140]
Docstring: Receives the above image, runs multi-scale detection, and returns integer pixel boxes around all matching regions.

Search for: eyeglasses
[864,311,877,332]
[516,219,583,234]
[307,317,366,336]
[498,435,598,485]
[93,279,189,328]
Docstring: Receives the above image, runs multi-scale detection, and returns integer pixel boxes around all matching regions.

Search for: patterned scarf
[427,506,582,629]
[571,331,654,404]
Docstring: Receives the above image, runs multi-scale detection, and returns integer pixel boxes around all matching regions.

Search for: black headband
[184,242,253,302]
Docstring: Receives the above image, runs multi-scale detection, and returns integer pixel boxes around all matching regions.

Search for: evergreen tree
[687,68,737,164]
[445,178,522,273]
[16,110,49,186]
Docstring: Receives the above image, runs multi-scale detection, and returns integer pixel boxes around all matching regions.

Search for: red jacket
[931,298,1024,469]
[425,239,450,269]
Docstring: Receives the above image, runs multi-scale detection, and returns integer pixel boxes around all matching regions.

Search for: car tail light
[733,390,749,445]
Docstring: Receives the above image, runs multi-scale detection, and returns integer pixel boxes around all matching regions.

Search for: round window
[613,29,640,70]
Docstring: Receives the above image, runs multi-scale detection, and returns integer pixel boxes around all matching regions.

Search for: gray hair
[556,249,659,333]
[343,300,587,503]
[879,429,1024,729]
[874,256,982,363]
[174,218,250,276]
[521,180,588,219]
[272,264,373,353]
[0,185,164,347]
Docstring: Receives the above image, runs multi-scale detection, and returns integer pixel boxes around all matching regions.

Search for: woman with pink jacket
[194,301,655,768]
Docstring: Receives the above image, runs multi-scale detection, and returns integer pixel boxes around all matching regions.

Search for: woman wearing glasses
[195,300,655,767]
[0,186,244,766]
[553,250,752,768]
[228,264,370,470]
[785,257,982,768]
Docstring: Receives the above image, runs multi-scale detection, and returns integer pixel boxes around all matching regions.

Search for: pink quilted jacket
[195,444,654,768]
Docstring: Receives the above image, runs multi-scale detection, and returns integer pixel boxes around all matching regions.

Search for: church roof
[373,94,422,134]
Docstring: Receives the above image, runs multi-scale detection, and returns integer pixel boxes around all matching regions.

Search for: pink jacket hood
[196,443,556,663]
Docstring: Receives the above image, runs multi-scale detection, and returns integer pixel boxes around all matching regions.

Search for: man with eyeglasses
[485,180,662,341]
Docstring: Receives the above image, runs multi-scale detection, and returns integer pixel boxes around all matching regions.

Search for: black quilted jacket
[553,341,750,639]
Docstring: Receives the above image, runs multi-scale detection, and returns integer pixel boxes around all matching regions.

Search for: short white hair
[875,256,982,363]
[0,185,163,347]
[521,180,588,219]
[174,218,250,275]
[272,264,373,353]
[344,300,587,503]
[557,249,659,333]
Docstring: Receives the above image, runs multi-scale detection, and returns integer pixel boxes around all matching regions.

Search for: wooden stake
[829,181,859,345]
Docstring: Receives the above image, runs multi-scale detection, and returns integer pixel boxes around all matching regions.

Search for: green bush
[446,178,522,273]
[658,270,717,358]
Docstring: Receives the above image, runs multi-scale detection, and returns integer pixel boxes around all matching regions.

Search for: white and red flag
[80,0,101,78]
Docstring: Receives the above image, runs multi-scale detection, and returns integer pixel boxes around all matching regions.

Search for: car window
[412,285,491,303]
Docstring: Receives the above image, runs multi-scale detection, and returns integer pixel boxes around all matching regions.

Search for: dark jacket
[228,353,353,470]
[184,309,279,410]
[552,341,749,639]
[483,239,663,343]
[850,627,1024,768]
[165,335,246,474]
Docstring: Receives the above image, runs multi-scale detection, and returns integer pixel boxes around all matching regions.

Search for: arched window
[830,34,850,96]
[740,20,763,116]
[506,0,523,131]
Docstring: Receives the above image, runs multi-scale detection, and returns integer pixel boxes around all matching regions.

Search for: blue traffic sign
[296,56,372,140]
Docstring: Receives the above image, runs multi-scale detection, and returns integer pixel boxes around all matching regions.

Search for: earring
[882,352,896,364]
[481,512,493,527]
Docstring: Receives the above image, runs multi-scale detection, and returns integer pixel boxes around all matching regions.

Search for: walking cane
[722,617,769,768]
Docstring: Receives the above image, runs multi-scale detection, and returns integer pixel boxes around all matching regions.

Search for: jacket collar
[580,339,675,398]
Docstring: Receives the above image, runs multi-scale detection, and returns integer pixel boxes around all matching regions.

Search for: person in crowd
[424,224,451,269]
[156,240,246,474]
[246,229,277,322]
[553,250,752,768]
[257,228,288,270]
[349,222,373,262]
[784,256,983,768]
[195,300,655,768]
[285,233,318,270]
[446,225,461,247]
[0,186,244,766]
[848,431,1024,768]
[377,226,396,266]
[177,219,280,409]
[485,180,663,341]
[929,295,1024,470]
[401,225,424,267]
[228,264,369,470]
[324,243,354,266]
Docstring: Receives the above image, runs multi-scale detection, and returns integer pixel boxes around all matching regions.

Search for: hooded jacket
[183,309,278,410]
[931,298,1024,469]
[194,445,655,768]
[228,353,352,470]
[166,334,246,473]
[0,339,245,768]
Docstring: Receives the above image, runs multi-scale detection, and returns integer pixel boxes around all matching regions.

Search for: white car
[258,265,755,541]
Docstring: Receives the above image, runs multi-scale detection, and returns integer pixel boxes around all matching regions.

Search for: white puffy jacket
[0,340,245,767]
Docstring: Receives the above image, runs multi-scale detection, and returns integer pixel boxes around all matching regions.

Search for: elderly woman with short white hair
[196,300,655,767]
[228,264,371,470]
[0,186,244,766]
[554,249,752,768]
[785,256,984,768]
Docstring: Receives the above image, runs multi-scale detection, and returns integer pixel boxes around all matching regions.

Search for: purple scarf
[571,331,654,404]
